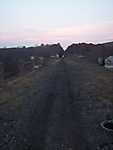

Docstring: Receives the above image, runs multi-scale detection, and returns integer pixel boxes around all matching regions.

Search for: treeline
[65,42,113,62]
[0,43,64,79]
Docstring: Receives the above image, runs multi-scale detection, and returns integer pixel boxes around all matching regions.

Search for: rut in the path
[28,61,65,150]
[41,61,90,150]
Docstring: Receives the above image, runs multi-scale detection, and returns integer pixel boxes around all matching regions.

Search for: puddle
[101,120,113,132]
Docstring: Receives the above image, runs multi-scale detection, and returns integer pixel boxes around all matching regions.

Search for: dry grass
[0,69,38,106]
[66,56,113,103]
[0,57,54,107]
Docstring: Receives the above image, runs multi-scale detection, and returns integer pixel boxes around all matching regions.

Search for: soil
[0,56,113,150]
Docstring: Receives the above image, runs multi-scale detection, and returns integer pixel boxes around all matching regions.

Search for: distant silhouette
[0,43,64,79]
[65,42,113,62]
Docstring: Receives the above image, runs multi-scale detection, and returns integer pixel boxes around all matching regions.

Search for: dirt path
[0,57,113,150]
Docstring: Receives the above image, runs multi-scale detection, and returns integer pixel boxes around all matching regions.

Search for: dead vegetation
[66,56,113,103]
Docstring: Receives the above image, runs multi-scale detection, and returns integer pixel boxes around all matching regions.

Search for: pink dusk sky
[0,0,113,48]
